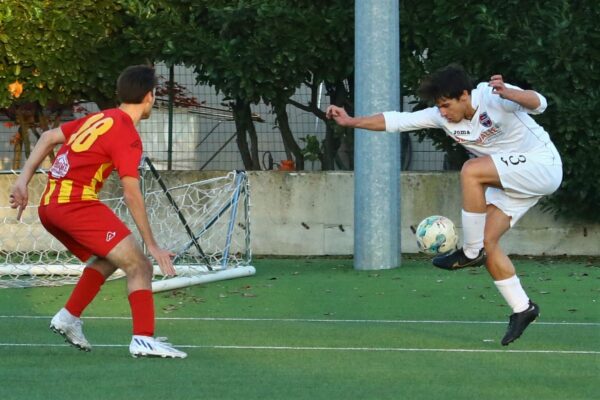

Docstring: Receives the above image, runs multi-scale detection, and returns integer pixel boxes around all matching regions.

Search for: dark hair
[116,65,157,104]
[418,64,474,103]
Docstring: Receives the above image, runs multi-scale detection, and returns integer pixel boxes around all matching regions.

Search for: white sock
[59,308,78,322]
[494,275,530,313]
[461,209,485,259]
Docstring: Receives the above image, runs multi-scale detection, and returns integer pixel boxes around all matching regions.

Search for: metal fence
[0,63,446,172]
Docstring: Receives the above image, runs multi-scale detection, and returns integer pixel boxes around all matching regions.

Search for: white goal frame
[0,165,254,292]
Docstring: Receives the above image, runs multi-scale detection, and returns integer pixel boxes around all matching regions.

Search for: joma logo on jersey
[453,130,470,135]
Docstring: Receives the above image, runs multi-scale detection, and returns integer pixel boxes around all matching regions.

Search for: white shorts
[487,146,562,226]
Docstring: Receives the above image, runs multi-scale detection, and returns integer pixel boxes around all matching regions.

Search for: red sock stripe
[128,289,155,337]
[64,267,106,317]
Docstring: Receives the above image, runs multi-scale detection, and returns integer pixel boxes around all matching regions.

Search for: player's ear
[144,88,155,104]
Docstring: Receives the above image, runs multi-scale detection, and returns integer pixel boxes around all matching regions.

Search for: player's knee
[460,160,477,185]
[129,266,152,283]
[483,235,500,252]
[123,254,152,278]
[460,159,478,182]
[137,257,153,277]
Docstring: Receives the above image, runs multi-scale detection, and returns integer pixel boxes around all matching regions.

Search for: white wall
[2,171,597,257]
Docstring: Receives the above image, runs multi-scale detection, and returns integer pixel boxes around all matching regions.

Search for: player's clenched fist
[489,74,508,98]
[326,105,353,127]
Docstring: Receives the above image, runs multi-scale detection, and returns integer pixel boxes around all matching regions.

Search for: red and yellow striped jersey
[40,108,143,206]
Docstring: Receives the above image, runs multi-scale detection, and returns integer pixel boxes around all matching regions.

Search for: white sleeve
[530,92,547,114]
[495,83,547,115]
[382,107,443,132]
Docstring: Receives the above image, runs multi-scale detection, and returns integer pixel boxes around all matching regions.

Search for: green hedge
[400,0,600,222]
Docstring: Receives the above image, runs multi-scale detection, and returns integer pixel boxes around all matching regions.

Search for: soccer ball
[415,215,458,254]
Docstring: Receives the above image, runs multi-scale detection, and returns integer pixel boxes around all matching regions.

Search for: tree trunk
[232,99,253,170]
[327,80,354,170]
[12,111,27,170]
[36,107,56,162]
[273,101,304,170]
[231,98,261,170]
[245,104,261,170]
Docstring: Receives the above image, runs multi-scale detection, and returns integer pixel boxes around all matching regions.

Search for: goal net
[0,163,254,292]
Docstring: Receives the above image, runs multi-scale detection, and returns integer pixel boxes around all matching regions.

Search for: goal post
[0,166,254,292]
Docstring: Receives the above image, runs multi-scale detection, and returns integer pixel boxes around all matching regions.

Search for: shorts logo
[106,231,116,242]
[479,112,493,128]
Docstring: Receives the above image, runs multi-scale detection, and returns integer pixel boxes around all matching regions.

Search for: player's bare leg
[105,234,153,293]
[87,257,119,279]
[483,206,515,280]
[433,156,500,270]
[104,234,186,358]
[485,205,539,345]
[460,156,502,211]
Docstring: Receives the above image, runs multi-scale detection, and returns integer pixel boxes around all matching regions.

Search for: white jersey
[383,82,560,160]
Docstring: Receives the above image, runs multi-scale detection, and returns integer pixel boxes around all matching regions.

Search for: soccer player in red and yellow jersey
[9,65,186,358]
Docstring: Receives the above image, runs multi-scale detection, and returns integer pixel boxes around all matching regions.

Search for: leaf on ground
[162,304,178,313]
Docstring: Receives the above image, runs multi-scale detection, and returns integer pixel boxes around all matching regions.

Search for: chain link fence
[0,63,446,172]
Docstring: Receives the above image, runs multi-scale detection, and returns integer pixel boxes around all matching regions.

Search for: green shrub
[400,0,600,221]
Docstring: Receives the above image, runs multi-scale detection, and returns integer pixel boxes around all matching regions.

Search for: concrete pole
[354,0,401,270]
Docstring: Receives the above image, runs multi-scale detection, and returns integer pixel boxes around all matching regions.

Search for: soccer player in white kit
[326,64,563,345]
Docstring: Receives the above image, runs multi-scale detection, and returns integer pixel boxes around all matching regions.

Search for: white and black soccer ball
[415,215,458,254]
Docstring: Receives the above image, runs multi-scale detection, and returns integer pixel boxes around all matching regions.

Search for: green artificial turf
[0,256,598,400]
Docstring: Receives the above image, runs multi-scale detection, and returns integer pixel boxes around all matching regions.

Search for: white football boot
[50,308,92,352]
[129,335,187,359]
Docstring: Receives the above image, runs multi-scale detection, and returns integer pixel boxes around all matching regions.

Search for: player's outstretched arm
[326,105,386,131]
[9,128,65,220]
[121,176,176,276]
[489,74,545,111]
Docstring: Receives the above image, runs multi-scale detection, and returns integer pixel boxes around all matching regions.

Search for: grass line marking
[0,342,598,355]
[0,315,598,326]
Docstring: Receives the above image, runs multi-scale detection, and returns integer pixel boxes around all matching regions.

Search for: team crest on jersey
[50,151,70,178]
[479,112,493,128]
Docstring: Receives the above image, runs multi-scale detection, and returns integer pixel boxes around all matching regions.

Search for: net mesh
[0,169,251,288]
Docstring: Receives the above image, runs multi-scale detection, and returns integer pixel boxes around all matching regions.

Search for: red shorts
[38,201,131,262]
